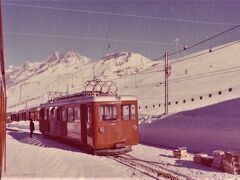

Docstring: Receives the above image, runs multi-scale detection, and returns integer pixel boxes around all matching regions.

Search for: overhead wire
[124,66,240,89]
[170,66,240,84]
[97,7,116,79]
[107,39,240,82]
[169,40,240,65]
[4,31,172,46]
[6,2,240,75]
[5,2,240,90]
[179,65,239,83]
[4,2,238,26]
[152,24,240,61]
[97,24,240,77]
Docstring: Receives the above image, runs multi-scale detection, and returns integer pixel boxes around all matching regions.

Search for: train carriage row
[8,92,139,155]
[8,107,40,122]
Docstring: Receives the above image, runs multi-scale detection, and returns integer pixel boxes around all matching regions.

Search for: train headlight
[99,127,105,133]
[133,125,137,131]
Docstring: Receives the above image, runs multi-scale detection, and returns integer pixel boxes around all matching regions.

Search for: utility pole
[71,74,74,88]
[19,84,22,103]
[134,74,138,88]
[66,77,69,95]
[164,51,169,115]
[124,74,127,88]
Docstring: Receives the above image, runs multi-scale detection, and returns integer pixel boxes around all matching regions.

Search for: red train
[9,86,139,155]
[39,90,139,155]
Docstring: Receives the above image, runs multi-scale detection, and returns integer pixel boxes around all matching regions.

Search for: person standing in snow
[29,119,35,138]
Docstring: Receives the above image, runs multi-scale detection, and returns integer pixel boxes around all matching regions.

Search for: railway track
[109,154,192,180]
[7,128,191,179]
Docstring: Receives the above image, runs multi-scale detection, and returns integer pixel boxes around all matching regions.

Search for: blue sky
[3,0,240,66]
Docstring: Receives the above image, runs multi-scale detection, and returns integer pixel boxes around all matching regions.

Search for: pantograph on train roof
[51,79,119,102]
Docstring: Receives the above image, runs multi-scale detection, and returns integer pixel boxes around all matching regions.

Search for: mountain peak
[46,51,64,63]
[102,52,132,61]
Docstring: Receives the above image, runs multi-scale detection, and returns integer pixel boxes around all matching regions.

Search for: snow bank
[7,120,39,131]
[140,97,240,153]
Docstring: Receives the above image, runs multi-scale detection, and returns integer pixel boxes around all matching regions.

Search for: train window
[62,107,67,121]
[87,106,92,124]
[44,108,48,120]
[30,112,34,120]
[50,108,55,120]
[74,106,81,122]
[130,105,136,119]
[122,104,136,120]
[68,107,74,122]
[99,105,117,121]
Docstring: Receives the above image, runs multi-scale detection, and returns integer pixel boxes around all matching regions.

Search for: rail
[108,154,192,180]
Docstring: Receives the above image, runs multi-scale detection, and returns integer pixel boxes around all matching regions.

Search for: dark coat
[30,121,35,131]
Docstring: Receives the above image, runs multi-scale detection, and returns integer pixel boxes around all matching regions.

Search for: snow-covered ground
[140,97,240,154]
[3,121,239,179]
[4,42,240,179]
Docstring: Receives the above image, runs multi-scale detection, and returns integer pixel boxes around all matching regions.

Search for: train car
[9,112,19,122]
[28,107,40,121]
[39,90,139,155]
[11,107,40,122]
[18,110,26,121]
[0,0,6,174]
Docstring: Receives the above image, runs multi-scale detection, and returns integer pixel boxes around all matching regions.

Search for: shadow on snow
[7,130,85,154]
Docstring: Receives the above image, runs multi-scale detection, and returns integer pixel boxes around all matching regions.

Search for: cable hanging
[4,2,238,26]
[152,24,240,61]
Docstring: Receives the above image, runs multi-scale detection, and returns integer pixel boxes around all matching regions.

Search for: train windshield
[122,104,136,120]
[99,105,117,121]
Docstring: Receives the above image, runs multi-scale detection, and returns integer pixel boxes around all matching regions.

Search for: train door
[66,106,81,141]
[40,108,50,135]
[80,104,87,145]
[50,107,60,136]
[23,112,26,120]
[120,102,139,145]
[86,105,93,146]
[19,113,22,121]
[81,104,93,146]
[98,104,119,147]
[60,107,67,136]
[55,107,62,136]
[39,108,44,133]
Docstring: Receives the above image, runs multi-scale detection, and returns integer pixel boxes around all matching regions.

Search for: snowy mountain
[5,51,92,88]
[6,51,155,111]
[6,42,240,116]
[94,52,156,77]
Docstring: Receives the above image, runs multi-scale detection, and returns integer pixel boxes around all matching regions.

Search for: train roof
[40,93,137,108]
